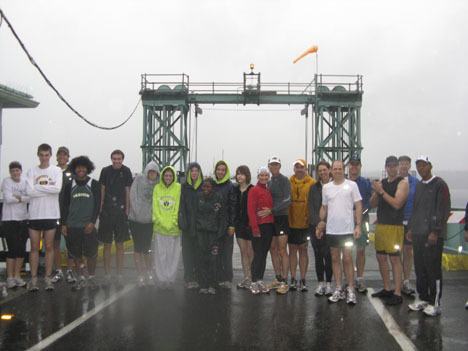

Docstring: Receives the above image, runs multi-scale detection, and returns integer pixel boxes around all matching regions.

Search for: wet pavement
[0,246,467,350]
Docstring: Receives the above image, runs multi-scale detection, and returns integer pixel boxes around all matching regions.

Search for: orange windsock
[293,45,318,64]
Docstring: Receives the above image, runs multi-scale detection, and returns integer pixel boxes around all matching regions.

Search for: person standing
[60,156,101,291]
[348,154,372,293]
[232,165,254,289]
[152,166,182,288]
[98,150,133,287]
[308,161,333,297]
[212,160,236,288]
[129,161,159,288]
[26,144,63,291]
[179,162,203,289]
[370,156,409,306]
[398,155,419,296]
[288,159,315,291]
[464,202,468,310]
[247,167,275,295]
[317,160,362,305]
[264,156,291,295]
[1,162,29,289]
[407,156,451,316]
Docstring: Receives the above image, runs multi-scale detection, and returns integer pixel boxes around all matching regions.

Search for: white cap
[415,155,431,164]
[268,156,281,165]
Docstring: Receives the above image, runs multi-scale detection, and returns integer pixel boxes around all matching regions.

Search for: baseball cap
[56,146,70,156]
[415,155,431,164]
[268,156,281,165]
[349,152,361,163]
[293,159,306,167]
[385,155,398,166]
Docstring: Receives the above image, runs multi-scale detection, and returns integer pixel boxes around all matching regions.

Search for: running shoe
[237,278,252,290]
[51,269,63,283]
[72,277,86,291]
[137,276,146,288]
[328,288,345,303]
[325,283,333,296]
[250,282,260,295]
[402,280,415,296]
[385,294,403,306]
[408,298,429,311]
[45,277,55,291]
[186,281,199,290]
[66,269,76,284]
[87,276,99,290]
[268,279,281,290]
[423,304,441,317]
[300,279,308,292]
[6,278,16,289]
[15,277,27,288]
[276,281,289,295]
[346,287,357,305]
[258,281,270,294]
[199,288,209,294]
[289,278,297,291]
[218,281,232,289]
[314,282,326,296]
[371,289,394,298]
[208,287,216,295]
[465,300,468,309]
[356,278,368,294]
[28,278,39,292]
[146,275,156,287]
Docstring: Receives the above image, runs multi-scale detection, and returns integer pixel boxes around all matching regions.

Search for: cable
[0,8,139,130]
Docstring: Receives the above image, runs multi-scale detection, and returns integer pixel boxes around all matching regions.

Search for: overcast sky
[1,0,467,179]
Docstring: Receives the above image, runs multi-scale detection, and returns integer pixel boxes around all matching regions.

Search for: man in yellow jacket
[288,159,316,291]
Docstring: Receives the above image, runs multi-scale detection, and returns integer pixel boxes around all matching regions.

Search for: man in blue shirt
[398,155,419,296]
[348,154,372,293]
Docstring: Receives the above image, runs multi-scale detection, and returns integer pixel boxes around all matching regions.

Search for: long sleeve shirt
[247,182,274,236]
[1,177,29,221]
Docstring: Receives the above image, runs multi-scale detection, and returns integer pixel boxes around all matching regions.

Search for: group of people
[1,143,463,317]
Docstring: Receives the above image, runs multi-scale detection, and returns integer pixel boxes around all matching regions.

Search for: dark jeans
[216,233,234,282]
[182,234,199,283]
[413,235,443,306]
[251,223,274,282]
[310,227,332,282]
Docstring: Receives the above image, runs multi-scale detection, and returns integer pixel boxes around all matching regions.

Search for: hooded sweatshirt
[213,160,236,228]
[247,182,274,236]
[152,166,181,236]
[289,172,316,229]
[179,162,203,237]
[129,161,159,224]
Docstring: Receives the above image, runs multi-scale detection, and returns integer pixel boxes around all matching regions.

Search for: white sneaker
[208,287,216,295]
[146,275,156,287]
[250,282,260,295]
[408,298,429,311]
[51,270,63,283]
[314,282,326,296]
[45,277,55,291]
[6,278,16,289]
[137,276,146,288]
[325,282,333,296]
[328,288,345,303]
[423,304,441,317]
[346,287,357,305]
[258,280,270,294]
[66,269,76,284]
[219,281,232,289]
[15,277,27,288]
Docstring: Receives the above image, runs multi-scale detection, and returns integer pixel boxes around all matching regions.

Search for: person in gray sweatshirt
[129,161,159,287]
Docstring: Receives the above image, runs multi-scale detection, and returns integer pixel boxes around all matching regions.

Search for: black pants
[251,223,274,282]
[198,233,219,289]
[2,221,28,259]
[217,232,234,282]
[413,235,443,306]
[310,227,332,282]
[182,233,199,283]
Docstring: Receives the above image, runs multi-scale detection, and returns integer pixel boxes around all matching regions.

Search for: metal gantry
[139,70,363,173]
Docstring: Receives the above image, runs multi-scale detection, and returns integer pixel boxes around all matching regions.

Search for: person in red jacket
[247,167,275,295]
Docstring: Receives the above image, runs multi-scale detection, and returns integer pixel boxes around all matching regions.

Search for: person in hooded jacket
[178,162,203,290]
[129,161,159,288]
[152,166,182,288]
[212,160,236,288]
[196,177,226,294]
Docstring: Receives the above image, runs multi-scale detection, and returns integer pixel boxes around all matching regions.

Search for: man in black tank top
[370,156,409,306]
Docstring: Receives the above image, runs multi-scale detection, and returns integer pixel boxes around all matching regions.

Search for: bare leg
[298,242,309,280]
[6,258,15,279]
[356,247,366,279]
[116,243,125,275]
[14,258,24,279]
[28,229,41,278]
[86,257,97,276]
[103,243,112,275]
[278,235,289,280]
[376,254,391,291]
[343,247,355,288]
[403,244,413,281]
[237,238,253,279]
[269,237,280,277]
[330,247,342,288]
[44,229,56,277]
[53,239,61,270]
[289,244,299,279]
[390,255,403,295]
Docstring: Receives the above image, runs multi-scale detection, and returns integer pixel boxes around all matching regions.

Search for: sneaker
[218,281,232,289]
[408,298,429,311]
[66,270,76,284]
[87,276,99,290]
[45,277,55,291]
[237,278,252,290]
[385,294,403,306]
[276,281,289,295]
[328,288,345,303]
[146,275,156,287]
[346,287,357,305]
[28,278,39,292]
[258,281,270,294]
[199,288,209,294]
[15,278,27,288]
[208,287,216,295]
[423,304,441,317]
[325,282,333,296]
[289,278,297,291]
[137,276,146,288]
[356,278,368,294]
[402,280,415,296]
[465,300,468,310]
[371,289,394,298]
[6,278,16,289]
[314,282,326,296]
[72,277,86,291]
[51,270,64,283]
[300,279,308,292]
[250,282,260,295]
[268,279,281,290]
[186,281,199,290]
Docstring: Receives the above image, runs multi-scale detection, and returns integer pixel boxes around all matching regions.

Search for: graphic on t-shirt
[159,195,176,211]
[36,175,56,186]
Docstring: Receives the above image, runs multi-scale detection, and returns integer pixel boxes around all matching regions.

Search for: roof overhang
[0,83,39,108]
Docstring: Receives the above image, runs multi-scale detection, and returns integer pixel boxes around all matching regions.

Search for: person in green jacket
[152,166,181,287]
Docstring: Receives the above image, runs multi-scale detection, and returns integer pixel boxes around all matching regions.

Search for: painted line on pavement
[27,285,134,351]
[367,288,417,351]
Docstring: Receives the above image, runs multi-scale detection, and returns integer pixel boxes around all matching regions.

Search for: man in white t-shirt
[317,160,362,305]
[26,143,63,291]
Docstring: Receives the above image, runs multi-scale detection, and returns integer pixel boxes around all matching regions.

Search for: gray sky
[1,0,467,179]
